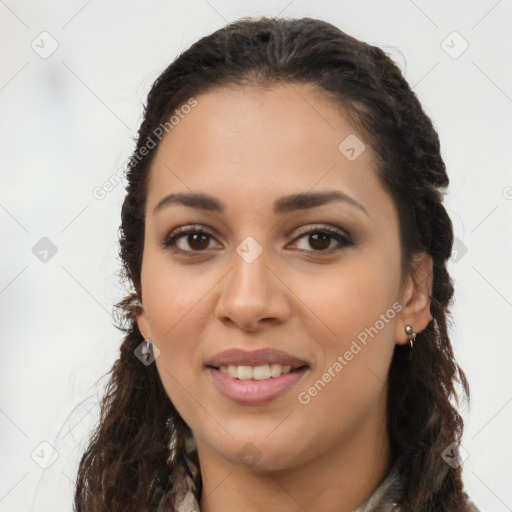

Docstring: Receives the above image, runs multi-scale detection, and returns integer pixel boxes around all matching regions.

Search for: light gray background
[1,1,511,511]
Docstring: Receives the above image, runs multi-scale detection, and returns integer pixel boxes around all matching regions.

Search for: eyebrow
[152,190,369,217]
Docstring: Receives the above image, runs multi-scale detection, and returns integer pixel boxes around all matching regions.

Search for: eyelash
[162,223,354,256]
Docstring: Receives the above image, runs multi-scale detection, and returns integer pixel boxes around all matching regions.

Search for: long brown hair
[74,16,472,511]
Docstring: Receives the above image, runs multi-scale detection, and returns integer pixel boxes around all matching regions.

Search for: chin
[212,432,309,473]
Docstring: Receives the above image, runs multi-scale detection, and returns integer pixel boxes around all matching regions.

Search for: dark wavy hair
[74,16,472,512]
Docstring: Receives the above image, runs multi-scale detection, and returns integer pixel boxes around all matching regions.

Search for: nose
[214,245,291,332]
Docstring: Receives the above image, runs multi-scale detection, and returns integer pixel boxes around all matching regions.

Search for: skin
[136,83,433,512]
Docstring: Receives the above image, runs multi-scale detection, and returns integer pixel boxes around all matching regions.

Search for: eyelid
[291,223,350,241]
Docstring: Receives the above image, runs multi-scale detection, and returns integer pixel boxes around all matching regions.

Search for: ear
[395,252,434,345]
[135,303,153,341]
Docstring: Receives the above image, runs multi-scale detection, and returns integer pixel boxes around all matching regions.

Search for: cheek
[296,275,398,436]
[141,255,211,398]
[295,251,400,404]
[303,253,400,342]
[141,251,212,339]
[152,316,207,432]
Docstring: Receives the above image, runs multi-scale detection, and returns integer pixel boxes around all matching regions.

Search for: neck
[198,411,392,512]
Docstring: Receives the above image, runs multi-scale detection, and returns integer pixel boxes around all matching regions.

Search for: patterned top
[169,449,480,512]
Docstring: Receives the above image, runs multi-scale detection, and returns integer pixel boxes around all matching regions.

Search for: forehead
[145,83,396,222]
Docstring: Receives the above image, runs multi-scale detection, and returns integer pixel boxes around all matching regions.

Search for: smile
[207,365,310,405]
[217,363,299,380]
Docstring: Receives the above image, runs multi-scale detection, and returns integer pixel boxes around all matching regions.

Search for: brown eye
[163,226,218,253]
[291,225,353,254]
[184,232,210,251]
[308,233,332,251]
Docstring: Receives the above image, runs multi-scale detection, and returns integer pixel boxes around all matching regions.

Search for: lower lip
[207,367,309,405]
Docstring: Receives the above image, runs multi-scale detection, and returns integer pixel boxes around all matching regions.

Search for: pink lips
[207,367,309,405]
[205,348,310,405]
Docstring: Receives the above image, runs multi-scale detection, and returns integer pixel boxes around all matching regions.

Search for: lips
[207,365,309,405]
[205,348,311,405]
[205,347,310,370]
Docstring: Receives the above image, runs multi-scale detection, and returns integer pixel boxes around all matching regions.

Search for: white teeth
[253,364,270,380]
[218,363,296,380]
[269,363,281,377]
[237,365,253,380]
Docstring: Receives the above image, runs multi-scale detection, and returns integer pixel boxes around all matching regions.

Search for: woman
[74,16,479,512]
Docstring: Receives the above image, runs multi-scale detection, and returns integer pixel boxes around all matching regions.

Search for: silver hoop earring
[405,325,416,349]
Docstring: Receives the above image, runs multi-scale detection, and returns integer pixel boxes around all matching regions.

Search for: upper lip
[205,348,310,369]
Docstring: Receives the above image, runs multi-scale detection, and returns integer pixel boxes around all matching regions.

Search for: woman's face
[136,83,431,471]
